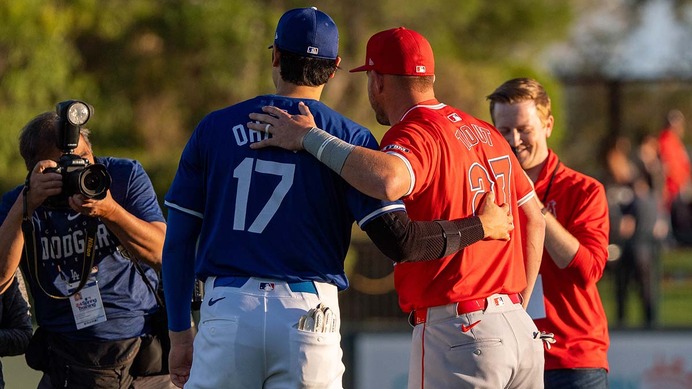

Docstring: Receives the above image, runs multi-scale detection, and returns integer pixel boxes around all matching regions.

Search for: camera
[43,100,112,209]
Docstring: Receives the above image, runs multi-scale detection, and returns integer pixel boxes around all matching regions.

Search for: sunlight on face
[492,100,551,172]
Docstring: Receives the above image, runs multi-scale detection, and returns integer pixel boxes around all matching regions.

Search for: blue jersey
[165,95,404,290]
[0,157,165,341]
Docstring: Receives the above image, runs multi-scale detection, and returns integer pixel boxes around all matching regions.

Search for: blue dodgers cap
[274,7,338,60]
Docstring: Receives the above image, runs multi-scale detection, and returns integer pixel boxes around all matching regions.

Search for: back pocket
[289,327,344,388]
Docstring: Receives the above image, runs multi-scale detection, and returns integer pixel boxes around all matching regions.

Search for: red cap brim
[349,64,371,73]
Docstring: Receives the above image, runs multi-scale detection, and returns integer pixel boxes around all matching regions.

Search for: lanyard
[541,161,561,204]
[21,185,97,300]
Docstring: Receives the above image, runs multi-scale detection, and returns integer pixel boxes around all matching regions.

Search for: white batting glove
[534,331,557,350]
[298,303,336,333]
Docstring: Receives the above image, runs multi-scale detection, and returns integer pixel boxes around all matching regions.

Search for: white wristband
[302,127,355,174]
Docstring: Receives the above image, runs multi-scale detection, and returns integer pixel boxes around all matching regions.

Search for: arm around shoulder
[364,192,512,263]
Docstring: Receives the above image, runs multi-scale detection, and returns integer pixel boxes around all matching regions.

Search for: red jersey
[380,100,535,313]
[533,150,610,371]
[658,127,690,208]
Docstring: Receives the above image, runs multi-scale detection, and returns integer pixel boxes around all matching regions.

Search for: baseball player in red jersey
[249,28,546,389]
[488,78,610,389]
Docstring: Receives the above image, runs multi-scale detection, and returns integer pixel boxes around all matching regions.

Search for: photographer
[0,107,173,388]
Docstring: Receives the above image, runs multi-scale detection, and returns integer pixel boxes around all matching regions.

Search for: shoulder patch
[381,144,410,153]
[447,113,463,123]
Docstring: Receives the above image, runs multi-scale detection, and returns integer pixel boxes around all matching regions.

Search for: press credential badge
[68,278,107,329]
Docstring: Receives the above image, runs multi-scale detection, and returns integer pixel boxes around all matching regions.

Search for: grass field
[3,354,40,388]
[599,246,692,328]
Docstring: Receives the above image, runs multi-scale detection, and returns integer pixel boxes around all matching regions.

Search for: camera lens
[78,164,111,199]
[83,173,101,191]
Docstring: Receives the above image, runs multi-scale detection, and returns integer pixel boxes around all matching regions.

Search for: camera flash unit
[56,100,94,153]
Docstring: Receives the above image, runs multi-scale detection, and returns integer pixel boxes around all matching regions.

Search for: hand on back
[248,102,316,151]
[477,191,513,241]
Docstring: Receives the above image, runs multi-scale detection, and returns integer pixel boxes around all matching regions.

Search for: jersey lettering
[232,124,269,146]
[455,124,494,150]
[233,157,295,233]
[456,125,478,150]
[472,124,493,146]
[468,155,512,212]
[39,224,115,261]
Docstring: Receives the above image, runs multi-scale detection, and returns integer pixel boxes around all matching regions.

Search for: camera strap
[21,183,97,300]
[132,257,165,309]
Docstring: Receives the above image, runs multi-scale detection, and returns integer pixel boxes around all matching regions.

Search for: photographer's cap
[273,7,338,60]
[350,27,434,76]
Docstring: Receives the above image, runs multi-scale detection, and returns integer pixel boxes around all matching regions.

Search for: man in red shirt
[250,28,546,389]
[658,109,690,210]
[487,78,610,389]
[658,109,692,245]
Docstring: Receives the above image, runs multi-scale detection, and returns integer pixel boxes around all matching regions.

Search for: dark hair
[278,49,338,86]
[19,112,92,170]
[487,78,552,127]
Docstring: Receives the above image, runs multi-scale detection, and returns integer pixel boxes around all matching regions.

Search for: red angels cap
[349,27,435,76]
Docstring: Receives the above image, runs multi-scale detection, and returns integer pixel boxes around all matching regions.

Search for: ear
[545,115,555,138]
[272,46,281,67]
[329,56,342,79]
[373,71,385,93]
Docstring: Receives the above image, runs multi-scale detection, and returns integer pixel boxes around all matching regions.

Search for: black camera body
[44,153,111,209]
[43,100,112,209]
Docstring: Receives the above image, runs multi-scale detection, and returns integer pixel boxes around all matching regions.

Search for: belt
[213,276,318,295]
[411,293,522,325]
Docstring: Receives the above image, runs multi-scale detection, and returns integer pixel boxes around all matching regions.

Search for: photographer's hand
[69,191,117,219]
[26,160,63,214]
[70,192,166,270]
[0,160,62,294]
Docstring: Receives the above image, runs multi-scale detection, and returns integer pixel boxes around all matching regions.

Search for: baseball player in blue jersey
[162,7,514,389]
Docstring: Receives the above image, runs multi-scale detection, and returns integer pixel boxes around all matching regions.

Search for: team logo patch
[260,282,275,291]
[415,65,426,73]
[381,144,410,153]
[307,46,319,55]
[447,113,462,123]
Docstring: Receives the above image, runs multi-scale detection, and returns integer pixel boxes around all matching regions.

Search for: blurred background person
[603,135,665,329]
[0,273,33,389]
[658,109,692,246]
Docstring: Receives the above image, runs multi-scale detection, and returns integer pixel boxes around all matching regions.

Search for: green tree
[0,0,574,198]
